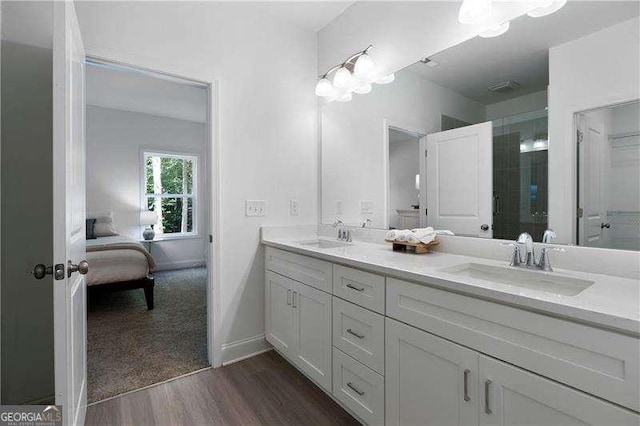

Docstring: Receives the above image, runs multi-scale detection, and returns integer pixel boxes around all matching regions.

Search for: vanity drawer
[265,247,332,293]
[333,297,385,375]
[386,278,640,411]
[333,265,385,314]
[333,347,384,426]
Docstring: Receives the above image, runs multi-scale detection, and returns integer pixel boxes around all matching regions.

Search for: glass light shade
[139,210,158,226]
[336,93,353,102]
[479,21,510,38]
[458,0,493,25]
[315,77,334,97]
[333,66,353,89]
[527,0,566,18]
[376,73,395,85]
[353,84,372,94]
[354,53,376,78]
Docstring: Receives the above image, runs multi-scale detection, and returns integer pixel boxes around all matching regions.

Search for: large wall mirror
[321,1,640,251]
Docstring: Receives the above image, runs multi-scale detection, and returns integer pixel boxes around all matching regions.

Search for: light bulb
[333,66,353,89]
[527,0,567,18]
[353,84,372,94]
[336,93,353,103]
[315,77,334,97]
[479,21,510,38]
[458,0,493,25]
[354,53,376,78]
[376,73,395,85]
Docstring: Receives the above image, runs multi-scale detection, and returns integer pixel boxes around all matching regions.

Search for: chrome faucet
[332,220,351,242]
[503,230,565,271]
[362,218,372,228]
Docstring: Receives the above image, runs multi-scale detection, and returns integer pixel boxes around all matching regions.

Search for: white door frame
[84,51,222,368]
[383,119,428,229]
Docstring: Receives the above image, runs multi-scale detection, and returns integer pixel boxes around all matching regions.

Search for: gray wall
[1,39,55,404]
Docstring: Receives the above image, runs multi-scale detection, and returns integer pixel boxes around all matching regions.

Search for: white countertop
[262,234,640,336]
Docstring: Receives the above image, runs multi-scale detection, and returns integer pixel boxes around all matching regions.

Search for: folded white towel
[395,229,412,242]
[385,230,398,240]
[435,229,454,236]
[411,227,434,233]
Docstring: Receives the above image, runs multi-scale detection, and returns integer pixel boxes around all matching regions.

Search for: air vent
[488,81,521,93]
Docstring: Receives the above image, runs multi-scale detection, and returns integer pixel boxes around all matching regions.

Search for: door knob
[480,224,489,231]
[67,260,89,277]
[33,263,65,280]
[600,222,611,229]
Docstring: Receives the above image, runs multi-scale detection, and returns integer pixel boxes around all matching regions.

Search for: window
[143,151,198,238]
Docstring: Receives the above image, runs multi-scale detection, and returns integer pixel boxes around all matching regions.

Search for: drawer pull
[292,291,298,308]
[463,369,471,402]
[484,380,492,414]
[346,283,364,292]
[287,289,292,306]
[347,382,365,396]
[346,328,365,339]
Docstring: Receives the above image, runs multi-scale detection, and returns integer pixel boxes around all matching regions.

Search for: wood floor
[86,350,359,426]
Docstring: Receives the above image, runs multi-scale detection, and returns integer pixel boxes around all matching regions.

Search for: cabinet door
[292,281,332,392]
[265,271,294,358]
[479,355,640,426]
[386,318,478,426]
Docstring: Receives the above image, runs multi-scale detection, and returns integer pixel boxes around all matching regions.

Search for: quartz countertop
[262,235,640,336]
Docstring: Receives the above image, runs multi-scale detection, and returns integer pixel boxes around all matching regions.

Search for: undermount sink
[298,239,351,249]
[439,263,595,296]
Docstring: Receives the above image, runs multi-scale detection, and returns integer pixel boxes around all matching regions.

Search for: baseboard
[221,334,272,366]
[154,259,206,271]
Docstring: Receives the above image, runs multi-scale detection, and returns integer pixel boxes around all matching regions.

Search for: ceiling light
[336,93,353,103]
[376,73,395,84]
[315,77,335,97]
[479,21,510,38]
[353,84,372,95]
[527,0,567,18]
[333,66,353,89]
[458,0,493,25]
[354,53,376,79]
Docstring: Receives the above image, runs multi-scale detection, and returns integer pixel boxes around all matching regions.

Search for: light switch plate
[245,200,266,217]
[360,200,373,214]
[289,199,299,216]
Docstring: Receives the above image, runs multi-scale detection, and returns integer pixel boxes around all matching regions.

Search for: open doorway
[577,100,640,251]
[84,59,212,403]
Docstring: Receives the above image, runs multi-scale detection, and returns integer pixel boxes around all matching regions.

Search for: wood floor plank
[86,351,359,426]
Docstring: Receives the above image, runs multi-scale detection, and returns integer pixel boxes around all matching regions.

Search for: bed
[86,235,156,310]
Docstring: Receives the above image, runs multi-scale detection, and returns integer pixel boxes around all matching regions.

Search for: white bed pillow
[87,211,119,237]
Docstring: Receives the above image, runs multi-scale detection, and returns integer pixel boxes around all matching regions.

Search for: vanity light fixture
[527,0,567,18]
[458,0,493,25]
[316,45,396,102]
[479,21,510,38]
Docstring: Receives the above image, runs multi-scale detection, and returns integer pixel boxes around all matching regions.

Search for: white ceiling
[406,1,640,105]
[250,1,355,32]
[86,62,208,123]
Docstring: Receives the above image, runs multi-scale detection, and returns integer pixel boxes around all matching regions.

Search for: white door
[425,122,493,237]
[386,318,478,426]
[479,355,639,426]
[265,271,294,358]
[292,281,332,392]
[578,114,606,247]
[53,2,87,425]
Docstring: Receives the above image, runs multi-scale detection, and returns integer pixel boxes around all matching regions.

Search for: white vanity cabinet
[264,245,640,425]
[265,267,332,392]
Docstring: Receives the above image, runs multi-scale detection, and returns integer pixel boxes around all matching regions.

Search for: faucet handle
[500,242,522,267]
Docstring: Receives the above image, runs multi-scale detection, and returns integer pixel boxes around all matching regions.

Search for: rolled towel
[385,230,398,241]
[395,229,412,242]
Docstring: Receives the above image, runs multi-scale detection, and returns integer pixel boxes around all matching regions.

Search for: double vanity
[262,227,640,425]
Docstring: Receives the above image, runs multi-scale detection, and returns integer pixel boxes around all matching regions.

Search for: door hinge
[577,207,584,218]
[208,234,213,243]
[425,149,428,157]
[577,130,584,144]
[425,208,428,215]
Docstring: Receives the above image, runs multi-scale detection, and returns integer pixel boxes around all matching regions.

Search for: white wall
[322,68,486,227]
[486,90,548,121]
[75,2,318,362]
[318,2,537,77]
[549,17,640,243]
[388,137,420,229]
[86,106,207,270]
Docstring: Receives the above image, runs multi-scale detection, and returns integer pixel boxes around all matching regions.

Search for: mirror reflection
[321,1,640,251]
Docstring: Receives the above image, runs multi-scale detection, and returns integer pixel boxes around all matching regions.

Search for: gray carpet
[87,267,208,403]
